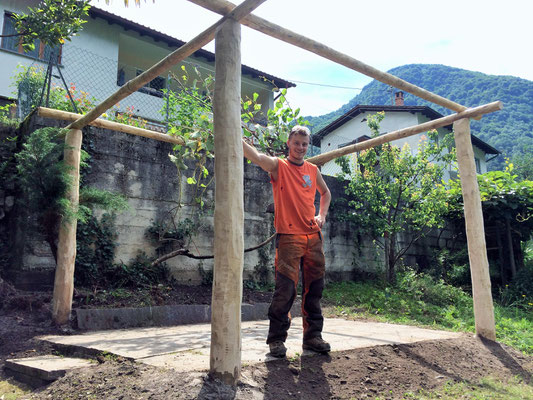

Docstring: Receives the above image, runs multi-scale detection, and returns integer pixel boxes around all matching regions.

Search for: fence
[14,44,217,132]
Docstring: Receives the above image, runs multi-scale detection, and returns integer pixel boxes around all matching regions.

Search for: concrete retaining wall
[1,115,456,288]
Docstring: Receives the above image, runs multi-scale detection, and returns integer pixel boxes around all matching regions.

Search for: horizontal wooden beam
[187,0,471,115]
[37,107,185,145]
[306,101,503,166]
[67,0,267,130]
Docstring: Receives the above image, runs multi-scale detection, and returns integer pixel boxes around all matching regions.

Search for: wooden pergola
[47,0,501,386]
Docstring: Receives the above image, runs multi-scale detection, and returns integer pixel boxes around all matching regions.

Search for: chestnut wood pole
[51,0,267,325]
[210,19,244,385]
[453,118,496,340]
[307,101,503,166]
[37,107,186,146]
[52,128,82,324]
[187,0,475,116]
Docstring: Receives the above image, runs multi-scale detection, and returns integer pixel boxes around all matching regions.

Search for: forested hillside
[306,65,533,171]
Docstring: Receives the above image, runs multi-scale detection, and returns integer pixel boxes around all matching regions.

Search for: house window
[475,157,481,174]
[1,12,61,63]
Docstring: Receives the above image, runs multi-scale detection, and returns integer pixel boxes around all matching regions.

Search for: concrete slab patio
[5,355,94,387]
[39,318,463,372]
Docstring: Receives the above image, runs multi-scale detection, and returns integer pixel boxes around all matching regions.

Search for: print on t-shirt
[302,174,312,188]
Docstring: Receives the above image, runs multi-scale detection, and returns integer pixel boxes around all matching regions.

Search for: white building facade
[313,101,499,179]
[0,0,293,122]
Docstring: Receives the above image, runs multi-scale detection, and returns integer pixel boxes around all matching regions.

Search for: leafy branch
[0,0,90,52]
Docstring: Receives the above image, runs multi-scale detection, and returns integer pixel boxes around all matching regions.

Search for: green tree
[337,112,455,283]
[0,0,90,52]
[511,145,533,181]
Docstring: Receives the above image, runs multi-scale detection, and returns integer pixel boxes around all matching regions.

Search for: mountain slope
[306,64,533,170]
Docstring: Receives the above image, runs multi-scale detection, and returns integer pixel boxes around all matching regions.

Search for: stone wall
[1,114,456,287]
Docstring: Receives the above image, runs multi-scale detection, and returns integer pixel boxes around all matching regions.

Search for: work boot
[303,337,331,353]
[269,341,287,358]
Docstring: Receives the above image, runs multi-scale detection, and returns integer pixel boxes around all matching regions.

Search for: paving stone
[4,355,94,388]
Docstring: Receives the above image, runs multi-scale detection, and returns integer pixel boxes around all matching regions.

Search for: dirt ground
[1,281,532,400]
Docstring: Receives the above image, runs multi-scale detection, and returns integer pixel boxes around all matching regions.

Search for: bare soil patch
[1,283,532,399]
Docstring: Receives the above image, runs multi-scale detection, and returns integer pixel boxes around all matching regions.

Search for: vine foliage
[150,68,308,265]
[13,127,128,265]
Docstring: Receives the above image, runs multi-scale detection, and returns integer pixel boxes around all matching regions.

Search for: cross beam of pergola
[48,0,501,386]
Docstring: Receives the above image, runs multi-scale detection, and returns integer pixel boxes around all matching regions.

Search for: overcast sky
[92,0,533,116]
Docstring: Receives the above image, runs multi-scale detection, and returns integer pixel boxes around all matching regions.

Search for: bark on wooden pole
[453,118,496,340]
[38,107,185,146]
[52,128,82,325]
[210,18,244,385]
[307,101,503,166]
[187,0,475,116]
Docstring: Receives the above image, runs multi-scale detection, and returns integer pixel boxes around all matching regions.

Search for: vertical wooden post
[210,18,243,385]
[52,128,83,325]
[453,118,496,340]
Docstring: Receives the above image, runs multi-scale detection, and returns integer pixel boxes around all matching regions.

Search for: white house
[312,92,500,179]
[0,0,294,123]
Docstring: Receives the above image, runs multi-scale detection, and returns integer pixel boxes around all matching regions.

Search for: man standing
[242,125,331,357]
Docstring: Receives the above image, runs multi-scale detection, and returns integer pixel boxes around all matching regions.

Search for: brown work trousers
[266,232,326,344]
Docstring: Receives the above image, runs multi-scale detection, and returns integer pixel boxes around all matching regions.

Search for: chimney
[395,91,404,106]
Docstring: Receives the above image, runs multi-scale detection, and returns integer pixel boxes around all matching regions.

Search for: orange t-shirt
[271,158,320,234]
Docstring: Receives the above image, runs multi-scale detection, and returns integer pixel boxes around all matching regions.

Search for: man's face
[287,133,310,162]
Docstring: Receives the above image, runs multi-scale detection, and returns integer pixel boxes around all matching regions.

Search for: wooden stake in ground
[210,18,244,385]
[52,128,82,325]
[453,118,496,340]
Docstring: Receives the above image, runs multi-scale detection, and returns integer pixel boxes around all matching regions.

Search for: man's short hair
[288,125,311,140]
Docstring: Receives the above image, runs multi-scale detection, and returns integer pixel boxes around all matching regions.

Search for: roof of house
[88,7,295,90]
[311,104,500,155]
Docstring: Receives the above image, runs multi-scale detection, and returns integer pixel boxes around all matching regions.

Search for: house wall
[318,110,488,180]
[473,145,488,174]
[319,111,420,176]
[0,0,40,99]
[0,0,275,122]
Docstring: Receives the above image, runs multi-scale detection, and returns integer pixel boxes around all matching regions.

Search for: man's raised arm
[242,139,279,176]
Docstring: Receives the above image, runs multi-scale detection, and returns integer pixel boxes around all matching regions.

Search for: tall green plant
[337,112,455,282]
[15,127,73,260]
[14,127,128,262]
[154,69,307,260]
[241,82,309,157]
